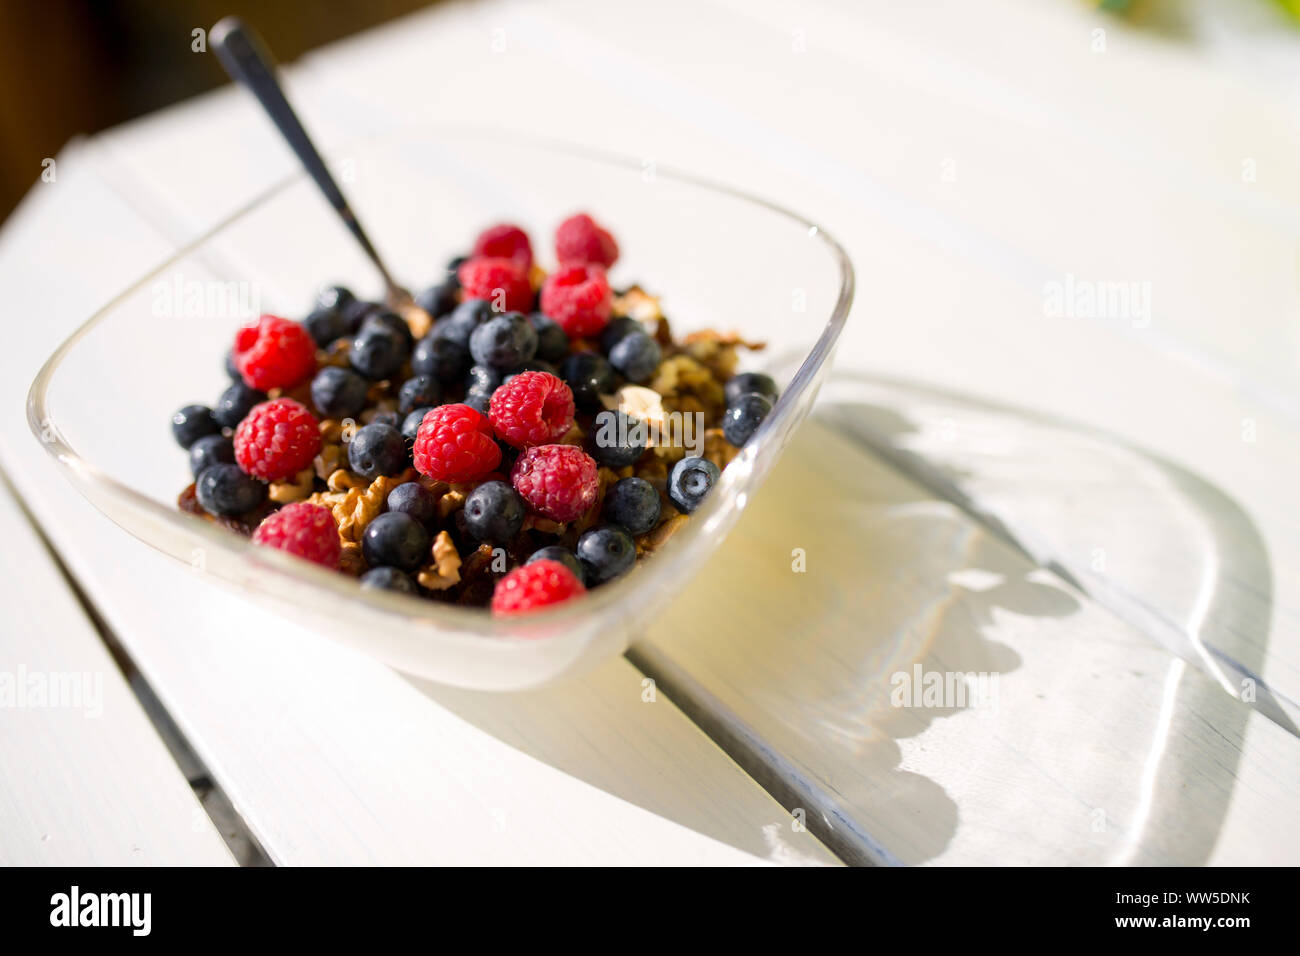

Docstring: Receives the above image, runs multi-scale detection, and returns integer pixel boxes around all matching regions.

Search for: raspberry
[252,502,341,569]
[510,444,599,522]
[491,559,586,616]
[555,213,619,268]
[233,398,321,481]
[472,223,533,270]
[540,265,612,339]
[233,314,316,391]
[412,403,502,483]
[489,371,575,448]
[457,256,534,314]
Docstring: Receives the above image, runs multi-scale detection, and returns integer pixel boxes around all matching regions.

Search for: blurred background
[0,0,436,220]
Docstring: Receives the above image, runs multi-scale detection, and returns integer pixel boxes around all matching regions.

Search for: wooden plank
[0,155,838,866]
[0,474,233,866]
[635,418,1300,865]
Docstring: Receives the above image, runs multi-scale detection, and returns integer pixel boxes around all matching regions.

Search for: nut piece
[268,466,314,504]
[417,531,462,590]
[703,428,740,470]
[638,513,689,554]
[397,301,433,340]
[338,541,366,577]
[613,285,663,322]
[602,385,666,436]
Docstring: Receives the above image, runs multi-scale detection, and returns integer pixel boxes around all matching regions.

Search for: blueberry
[434,299,492,351]
[503,359,558,384]
[667,456,720,513]
[415,280,458,320]
[469,312,538,370]
[528,312,570,363]
[462,480,525,543]
[340,298,378,334]
[348,423,408,479]
[576,524,636,585]
[464,390,491,416]
[465,364,503,395]
[303,305,350,347]
[723,392,772,446]
[599,316,641,354]
[310,366,368,420]
[386,481,437,526]
[527,545,585,584]
[213,382,266,429]
[603,477,661,536]
[397,375,442,414]
[607,331,662,384]
[171,404,219,449]
[360,567,418,594]
[315,284,355,313]
[559,353,615,412]
[350,316,411,381]
[361,512,429,572]
[411,334,470,384]
[195,463,266,516]
[401,407,433,447]
[587,410,648,468]
[188,433,234,478]
[363,309,414,351]
[724,372,778,407]
[447,254,468,277]
[225,350,241,381]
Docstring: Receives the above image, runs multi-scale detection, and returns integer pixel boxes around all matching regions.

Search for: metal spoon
[210,16,422,318]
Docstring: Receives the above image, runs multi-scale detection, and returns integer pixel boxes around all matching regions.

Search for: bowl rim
[26,125,855,639]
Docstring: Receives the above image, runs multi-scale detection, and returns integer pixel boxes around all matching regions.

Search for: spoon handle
[210,16,404,299]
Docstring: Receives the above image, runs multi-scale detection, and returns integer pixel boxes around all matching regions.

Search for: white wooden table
[3,0,1300,866]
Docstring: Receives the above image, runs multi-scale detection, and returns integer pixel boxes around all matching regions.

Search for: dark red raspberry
[233,314,316,391]
[510,444,598,523]
[539,265,612,338]
[555,213,619,269]
[233,398,321,481]
[457,256,533,313]
[489,371,575,449]
[252,502,341,569]
[491,559,586,616]
[472,223,533,270]
[412,403,502,483]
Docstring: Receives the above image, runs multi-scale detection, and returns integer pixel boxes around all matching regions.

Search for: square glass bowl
[28,128,853,690]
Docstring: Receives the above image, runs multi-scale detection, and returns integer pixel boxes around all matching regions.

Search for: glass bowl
[27,128,853,690]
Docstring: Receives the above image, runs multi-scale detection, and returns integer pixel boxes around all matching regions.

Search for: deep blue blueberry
[315,284,355,313]
[559,352,615,412]
[528,312,570,364]
[723,392,772,446]
[607,331,661,384]
[465,364,503,395]
[361,512,429,572]
[397,375,442,415]
[195,463,266,516]
[667,456,720,513]
[348,423,408,479]
[213,382,266,429]
[225,350,241,381]
[603,477,662,536]
[434,299,492,351]
[462,480,525,544]
[340,297,378,334]
[586,410,648,468]
[303,305,350,347]
[360,567,418,594]
[363,309,414,351]
[415,280,458,320]
[350,315,411,380]
[369,410,402,429]
[411,334,470,384]
[463,390,491,416]
[724,371,778,407]
[171,404,219,449]
[188,433,234,478]
[446,255,468,283]
[310,366,368,420]
[386,481,437,526]
[526,546,585,584]
[503,359,559,385]
[469,312,537,371]
[576,524,636,586]
[401,407,433,447]
[599,316,641,354]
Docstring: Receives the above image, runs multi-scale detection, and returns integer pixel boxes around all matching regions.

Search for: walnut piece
[416,531,462,590]
[268,467,314,504]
